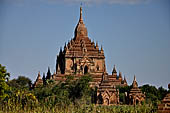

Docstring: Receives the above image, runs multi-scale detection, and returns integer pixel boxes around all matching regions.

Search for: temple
[56,6,106,76]
[33,6,144,105]
[158,84,170,113]
[128,76,145,105]
[33,72,43,88]
[34,6,127,88]
[97,74,119,105]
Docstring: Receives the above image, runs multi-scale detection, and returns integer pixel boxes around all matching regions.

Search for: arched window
[74,63,77,74]
[80,66,83,70]
[96,65,99,71]
[84,66,88,74]
[104,98,109,105]
[136,99,139,105]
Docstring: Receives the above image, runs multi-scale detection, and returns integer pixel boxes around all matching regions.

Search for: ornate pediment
[102,89,111,98]
[79,56,94,66]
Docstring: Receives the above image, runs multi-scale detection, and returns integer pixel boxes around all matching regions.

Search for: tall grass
[0,102,157,113]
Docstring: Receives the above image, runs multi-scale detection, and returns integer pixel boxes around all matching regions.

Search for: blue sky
[0,0,170,89]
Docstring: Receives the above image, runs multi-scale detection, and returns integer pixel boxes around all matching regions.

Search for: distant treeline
[0,64,169,112]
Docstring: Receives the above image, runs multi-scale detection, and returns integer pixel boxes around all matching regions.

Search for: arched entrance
[104,98,109,105]
[136,99,139,105]
[84,66,88,74]
[74,63,77,74]
[98,93,103,104]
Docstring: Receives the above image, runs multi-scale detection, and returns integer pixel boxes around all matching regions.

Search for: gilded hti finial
[79,5,83,23]
[134,75,136,81]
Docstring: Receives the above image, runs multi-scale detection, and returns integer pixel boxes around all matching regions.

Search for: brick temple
[33,6,145,105]
[158,84,170,113]
[129,76,145,105]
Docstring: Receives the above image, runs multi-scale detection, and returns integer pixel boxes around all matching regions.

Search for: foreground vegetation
[0,103,156,113]
[0,64,169,113]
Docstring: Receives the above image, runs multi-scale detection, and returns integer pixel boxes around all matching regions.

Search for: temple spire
[119,71,122,79]
[134,75,136,81]
[74,5,88,38]
[100,45,104,54]
[33,71,43,88]
[132,75,138,88]
[57,63,61,74]
[112,65,117,74]
[79,5,83,23]
[124,76,127,84]
[37,71,41,80]
[46,67,51,80]
[101,45,103,51]
[96,42,99,50]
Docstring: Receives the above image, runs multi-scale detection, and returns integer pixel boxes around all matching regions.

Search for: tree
[157,86,168,100]
[117,85,132,104]
[8,76,32,90]
[68,75,93,105]
[5,90,38,110]
[140,84,158,101]
[0,64,10,101]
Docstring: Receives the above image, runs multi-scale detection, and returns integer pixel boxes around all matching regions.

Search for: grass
[0,103,157,113]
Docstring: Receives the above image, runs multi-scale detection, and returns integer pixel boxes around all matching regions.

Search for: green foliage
[157,86,168,100]
[0,103,156,113]
[33,85,52,100]
[32,74,93,107]
[1,90,38,111]
[140,84,158,96]
[0,64,10,101]
[117,85,132,104]
[140,84,168,109]
[69,75,92,101]
[119,93,126,104]
[118,85,132,93]
[0,64,168,113]
[7,76,32,90]
[140,84,158,103]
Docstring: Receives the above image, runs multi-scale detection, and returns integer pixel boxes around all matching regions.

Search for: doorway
[84,66,88,74]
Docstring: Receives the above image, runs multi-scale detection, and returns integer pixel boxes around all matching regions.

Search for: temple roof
[162,93,170,103]
[119,71,122,79]
[37,71,42,80]
[124,76,127,84]
[34,71,43,87]
[64,6,104,58]
[74,6,88,39]
[98,74,117,92]
[132,75,138,88]
[129,75,144,94]
[112,65,117,74]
